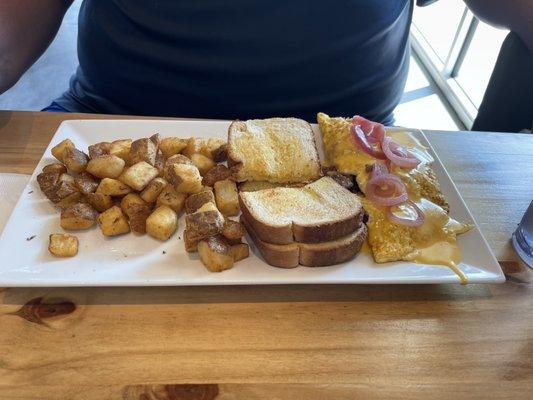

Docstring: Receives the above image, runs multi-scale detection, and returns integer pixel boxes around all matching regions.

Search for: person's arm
[0,0,73,94]
[464,0,533,51]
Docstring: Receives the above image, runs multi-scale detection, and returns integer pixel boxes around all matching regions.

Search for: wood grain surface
[0,111,532,399]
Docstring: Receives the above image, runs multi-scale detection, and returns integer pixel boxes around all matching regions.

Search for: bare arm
[464,0,533,51]
[0,0,73,94]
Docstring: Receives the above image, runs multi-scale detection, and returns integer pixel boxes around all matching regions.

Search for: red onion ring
[386,200,425,227]
[382,137,420,168]
[366,174,408,206]
[352,116,385,144]
[350,124,386,159]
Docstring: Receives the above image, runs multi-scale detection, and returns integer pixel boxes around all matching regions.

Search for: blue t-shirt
[56,0,430,123]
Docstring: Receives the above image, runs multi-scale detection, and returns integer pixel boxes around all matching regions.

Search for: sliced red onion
[366,174,408,206]
[352,116,385,144]
[387,200,425,227]
[382,137,420,168]
[350,124,386,159]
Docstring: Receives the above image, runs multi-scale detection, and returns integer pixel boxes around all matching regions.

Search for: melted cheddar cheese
[317,112,473,283]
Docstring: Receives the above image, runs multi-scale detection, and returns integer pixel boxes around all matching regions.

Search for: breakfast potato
[85,192,114,212]
[146,205,178,241]
[183,229,199,252]
[120,193,147,215]
[149,133,161,147]
[202,164,231,187]
[63,147,89,173]
[163,154,193,181]
[212,143,228,163]
[88,141,111,158]
[119,161,159,191]
[159,137,187,159]
[74,172,99,195]
[51,139,75,163]
[97,206,130,236]
[49,233,78,257]
[198,236,234,272]
[214,179,239,216]
[185,189,215,214]
[167,163,203,194]
[37,171,61,202]
[42,163,67,174]
[221,219,246,242]
[184,137,226,159]
[125,203,152,234]
[60,202,98,230]
[156,184,187,214]
[86,155,125,179]
[129,138,157,166]
[54,174,81,207]
[154,149,164,177]
[140,177,167,203]
[96,178,131,196]
[109,139,132,161]
[185,202,224,241]
[56,191,82,209]
[190,153,216,176]
[229,243,249,262]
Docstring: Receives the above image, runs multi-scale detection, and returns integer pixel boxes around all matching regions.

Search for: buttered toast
[228,118,322,183]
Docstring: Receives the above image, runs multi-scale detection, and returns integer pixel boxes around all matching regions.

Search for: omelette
[317,112,472,283]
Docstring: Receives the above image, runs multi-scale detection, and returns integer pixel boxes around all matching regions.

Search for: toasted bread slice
[227,118,322,183]
[241,215,367,268]
[239,177,364,245]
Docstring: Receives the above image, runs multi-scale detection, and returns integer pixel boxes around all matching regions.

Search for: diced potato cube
[185,202,224,241]
[63,147,89,173]
[42,163,67,174]
[51,139,75,163]
[88,142,111,159]
[129,138,157,166]
[119,161,159,191]
[198,236,234,272]
[96,178,131,196]
[37,171,61,202]
[149,133,161,147]
[167,163,203,194]
[212,143,228,163]
[85,192,114,212]
[230,243,249,262]
[146,205,178,241]
[60,202,98,230]
[183,229,199,252]
[56,192,82,209]
[190,153,216,176]
[159,137,188,159]
[97,206,130,236]
[109,139,132,162]
[185,189,216,214]
[163,154,193,181]
[125,203,152,234]
[156,184,187,214]
[140,177,167,203]
[86,155,125,179]
[74,172,99,195]
[49,233,78,257]
[184,137,226,159]
[154,149,164,177]
[221,219,246,242]
[214,179,239,216]
[120,193,147,215]
[202,164,231,187]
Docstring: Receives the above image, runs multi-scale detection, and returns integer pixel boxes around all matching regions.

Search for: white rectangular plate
[0,119,504,286]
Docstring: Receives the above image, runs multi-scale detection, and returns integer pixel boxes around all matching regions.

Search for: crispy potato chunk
[202,164,231,187]
[183,229,199,252]
[154,149,164,177]
[221,219,246,242]
[88,142,111,159]
[167,163,203,194]
[185,202,224,241]
[159,137,188,159]
[42,163,67,174]
[109,139,132,162]
[56,192,82,209]
[190,153,216,176]
[37,171,61,202]
[97,206,130,236]
[198,236,234,272]
[156,184,187,214]
[229,243,249,262]
[184,137,226,159]
[163,154,193,181]
[120,193,147,215]
[214,179,239,216]
[119,161,159,191]
[85,192,114,212]
[49,233,78,257]
[146,205,178,241]
[212,143,228,163]
[185,189,216,214]
[60,202,98,230]
[149,133,161,147]
[74,172,99,195]
[51,139,75,163]
[140,177,167,203]
[86,155,125,179]
[96,178,131,196]
[129,138,157,166]
[37,172,79,205]
[63,147,89,173]
[126,203,152,234]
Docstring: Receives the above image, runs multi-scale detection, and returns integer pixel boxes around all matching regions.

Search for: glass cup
[512,200,533,268]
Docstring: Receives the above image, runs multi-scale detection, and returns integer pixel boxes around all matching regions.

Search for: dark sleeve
[416,0,439,6]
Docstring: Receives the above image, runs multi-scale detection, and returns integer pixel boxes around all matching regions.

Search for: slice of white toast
[227,118,322,183]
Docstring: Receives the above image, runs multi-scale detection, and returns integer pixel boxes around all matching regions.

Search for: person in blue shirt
[0,1,531,124]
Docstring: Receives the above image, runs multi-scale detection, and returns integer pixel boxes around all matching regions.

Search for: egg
[317,113,473,283]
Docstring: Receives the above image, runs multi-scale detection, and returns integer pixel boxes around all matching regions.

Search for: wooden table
[0,111,532,400]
